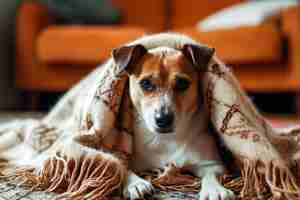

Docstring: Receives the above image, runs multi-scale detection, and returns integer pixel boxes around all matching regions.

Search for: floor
[0,112,44,123]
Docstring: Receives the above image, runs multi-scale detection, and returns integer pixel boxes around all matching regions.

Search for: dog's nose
[155,108,174,129]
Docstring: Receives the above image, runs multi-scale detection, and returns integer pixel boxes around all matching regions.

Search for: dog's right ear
[112,44,147,73]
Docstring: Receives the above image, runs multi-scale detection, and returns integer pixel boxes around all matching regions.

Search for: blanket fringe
[139,159,300,200]
[239,159,270,199]
[151,164,201,193]
[2,153,126,200]
[265,160,300,200]
[228,159,300,199]
[2,157,300,199]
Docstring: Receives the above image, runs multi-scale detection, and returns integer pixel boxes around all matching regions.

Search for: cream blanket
[1,33,300,199]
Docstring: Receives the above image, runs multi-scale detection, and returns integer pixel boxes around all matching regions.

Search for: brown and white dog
[112,39,235,200]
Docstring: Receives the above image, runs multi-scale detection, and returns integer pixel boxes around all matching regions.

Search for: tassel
[239,159,270,199]
[151,164,200,193]
[265,161,300,200]
[139,159,300,200]
[3,152,126,200]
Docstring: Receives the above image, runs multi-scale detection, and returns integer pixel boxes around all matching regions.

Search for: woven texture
[0,182,54,200]
[0,181,198,200]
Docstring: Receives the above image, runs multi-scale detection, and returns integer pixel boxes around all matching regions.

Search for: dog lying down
[1,33,300,200]
[116,41,234,199]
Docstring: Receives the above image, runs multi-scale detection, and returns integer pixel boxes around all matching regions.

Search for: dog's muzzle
[154,106,174,133]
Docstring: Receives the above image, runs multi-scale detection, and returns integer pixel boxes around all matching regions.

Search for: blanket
[1,33,300,200]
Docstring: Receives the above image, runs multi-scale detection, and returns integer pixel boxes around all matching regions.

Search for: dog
[112,42,235,200]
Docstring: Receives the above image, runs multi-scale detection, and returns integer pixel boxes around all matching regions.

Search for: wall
[0,0,20,110]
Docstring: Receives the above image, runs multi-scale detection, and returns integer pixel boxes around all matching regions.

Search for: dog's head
[112,43,214,134]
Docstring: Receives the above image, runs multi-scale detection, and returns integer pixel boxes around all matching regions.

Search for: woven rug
[0,181,200,200]
[0,181,198,200]
[0,181,54,200]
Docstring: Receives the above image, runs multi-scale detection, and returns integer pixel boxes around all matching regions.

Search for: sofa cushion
[177,24,283,64]
[37,25,146,64]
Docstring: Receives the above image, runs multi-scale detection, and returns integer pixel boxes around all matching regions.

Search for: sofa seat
[37,26,146,65]
[177,24,283,64]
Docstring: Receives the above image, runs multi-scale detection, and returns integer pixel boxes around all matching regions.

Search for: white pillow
[197,0,298,31]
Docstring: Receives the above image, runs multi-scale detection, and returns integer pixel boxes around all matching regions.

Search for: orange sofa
[15,0,300,94]
[16,0,166,92]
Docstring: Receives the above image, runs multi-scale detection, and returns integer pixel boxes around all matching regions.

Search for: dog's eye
[139,79,156,92]
[175,78,190,92]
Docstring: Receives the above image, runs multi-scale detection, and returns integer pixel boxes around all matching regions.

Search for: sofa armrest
[15,2,53,89]
[280,5,300,86]
[281,5,300,37]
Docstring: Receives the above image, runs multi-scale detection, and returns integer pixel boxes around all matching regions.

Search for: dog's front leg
[195,165,235,200]
[123,171,154,199]
[123,170,155,199]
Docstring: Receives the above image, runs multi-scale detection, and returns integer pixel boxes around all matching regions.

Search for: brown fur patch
[130,50,201,116]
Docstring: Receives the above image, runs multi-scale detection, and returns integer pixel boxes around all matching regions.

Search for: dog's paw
[123,178,155,200]
[198,185,235,200]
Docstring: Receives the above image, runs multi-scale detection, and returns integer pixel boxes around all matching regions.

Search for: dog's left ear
[182,44,215,71]
[112,44,147,73]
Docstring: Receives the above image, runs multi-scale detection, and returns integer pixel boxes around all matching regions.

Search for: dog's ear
[182,44,215,71]
[112,44,147,73]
